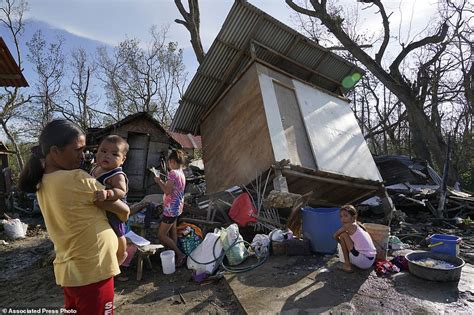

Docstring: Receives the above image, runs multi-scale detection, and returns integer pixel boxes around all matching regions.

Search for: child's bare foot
[338,264,354,273]
[175,255,187,268]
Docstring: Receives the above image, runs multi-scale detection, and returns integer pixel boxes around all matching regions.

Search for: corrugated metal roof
[171,1,364,135]
[168,131,202,150]
[0,37,28,87]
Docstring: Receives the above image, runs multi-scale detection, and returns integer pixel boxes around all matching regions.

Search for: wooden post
[437,135,451,218]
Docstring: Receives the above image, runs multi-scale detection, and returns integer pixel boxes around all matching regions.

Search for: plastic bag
[251,234,270,258]
[187,229,223,274]
[2,219,28,239]
[220,223,248,266]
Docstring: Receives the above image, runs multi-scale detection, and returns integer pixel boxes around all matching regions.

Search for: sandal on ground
[175,255,187,268]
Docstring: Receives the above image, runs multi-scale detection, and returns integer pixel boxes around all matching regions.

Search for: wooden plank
[282,169,379,191]
[124,133,149,193]
[284,173,373,206]
[179,217,223,226]
[251,40,342,88]
[201,64,274,193]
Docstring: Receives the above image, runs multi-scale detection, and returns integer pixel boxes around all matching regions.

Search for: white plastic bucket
[160,250,175,274]
[364,223,390,260]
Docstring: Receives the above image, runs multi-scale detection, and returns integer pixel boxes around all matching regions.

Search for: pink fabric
[121,244,137,267]
[163,169,186,217]
[349,225,377,257]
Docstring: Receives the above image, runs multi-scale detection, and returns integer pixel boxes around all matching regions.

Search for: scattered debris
[178,291,186,304]
[263,190,302,209]
[370,155,474,218]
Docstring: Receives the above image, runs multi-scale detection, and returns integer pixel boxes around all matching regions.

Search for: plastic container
[428,234,461,257]
[301,207,341,254]
[160,250,176,274]
[364,223,390,260]
[406,251,465,282]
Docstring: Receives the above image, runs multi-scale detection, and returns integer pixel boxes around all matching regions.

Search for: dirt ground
[1,215,473,314]
[0,217,240,314]
[225,254,474,314]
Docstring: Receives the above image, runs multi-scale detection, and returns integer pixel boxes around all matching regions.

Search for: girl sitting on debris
[154,149,187,267]
[18,120,129,314]
[333,204,376,273]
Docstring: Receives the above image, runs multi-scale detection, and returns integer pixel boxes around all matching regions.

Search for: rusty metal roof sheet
[171,1,364,135]
[0,37,28,87]
[168,131,202,150]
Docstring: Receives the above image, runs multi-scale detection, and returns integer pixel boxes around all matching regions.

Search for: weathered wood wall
[96,117,170,199]
[201,63,274,193]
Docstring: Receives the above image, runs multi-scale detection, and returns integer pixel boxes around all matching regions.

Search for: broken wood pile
[361,155,474,220]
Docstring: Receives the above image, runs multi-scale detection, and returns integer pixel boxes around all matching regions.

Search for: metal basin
[405,251,465,282]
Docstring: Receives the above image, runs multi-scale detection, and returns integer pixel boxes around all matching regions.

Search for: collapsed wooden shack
[87,112,180,201]
[0,37,28,215]
[171,1,383,206]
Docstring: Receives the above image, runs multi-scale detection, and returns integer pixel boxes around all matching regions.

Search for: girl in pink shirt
[154,149,187,267]
[333,205,377,272]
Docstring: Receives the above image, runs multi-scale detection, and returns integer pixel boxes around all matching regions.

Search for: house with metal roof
[0,37,28,87]
[87,112,180,200]
[171,0,383,206]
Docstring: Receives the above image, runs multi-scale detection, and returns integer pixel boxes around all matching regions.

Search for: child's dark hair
[100,135,129,155]
[340,204,367,231]
[168,149,187,165]
[18,120,84,193]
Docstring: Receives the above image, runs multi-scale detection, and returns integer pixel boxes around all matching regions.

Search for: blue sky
[17,0,437,78]
[1,0,439,117]
[23,0,293,76]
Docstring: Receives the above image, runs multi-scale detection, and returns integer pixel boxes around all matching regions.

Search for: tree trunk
[285,0,459,184]
[0,119,24,171]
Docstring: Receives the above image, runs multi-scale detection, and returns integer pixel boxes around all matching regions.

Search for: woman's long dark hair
[18,120,84,193]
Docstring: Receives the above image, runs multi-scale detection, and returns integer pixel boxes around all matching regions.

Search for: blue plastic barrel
[301,207,342,254]
[429,234,461,256]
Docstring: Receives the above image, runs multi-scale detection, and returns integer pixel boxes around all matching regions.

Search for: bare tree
[26,30,65,131]
[60,47,101,131]
[286,0,471,184]
[0,0,32,171]
[96,26,187,126]
[174,0,205,64]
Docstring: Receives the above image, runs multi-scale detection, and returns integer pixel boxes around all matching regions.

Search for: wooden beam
[179,217,224,226]
[251,40,342,87]
[253,58,349,101]
[282,169,379,191]
[0,74,22,80]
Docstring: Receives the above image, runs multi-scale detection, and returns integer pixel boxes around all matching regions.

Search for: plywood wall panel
[201,64,274,193]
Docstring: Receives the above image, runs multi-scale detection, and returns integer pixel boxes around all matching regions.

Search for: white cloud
[25,0,292,47]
